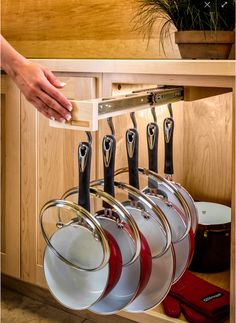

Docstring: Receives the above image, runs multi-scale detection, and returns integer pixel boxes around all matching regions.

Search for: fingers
[43,67,66,89]
[30,98,51,120]
[12,61,73,121]
[37,90,72,122]
[40,75,72,112]
[31,97,67,123]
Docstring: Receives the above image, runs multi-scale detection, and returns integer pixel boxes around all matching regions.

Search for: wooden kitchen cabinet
[96,71,234,323]
[1,74,100,285]
[1,76,21,278]
[1,60,235,323]
[20,75,100,286]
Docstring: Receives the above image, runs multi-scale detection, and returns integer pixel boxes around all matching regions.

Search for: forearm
[0,35,28,77]
[0,34,72,122]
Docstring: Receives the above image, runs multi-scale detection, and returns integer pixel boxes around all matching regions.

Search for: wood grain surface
[97,84,184,186]
[183,93,232,205]
[97,83,232,206]
[20,76,98,284]
[1,94,6,253]
[2,270,230,323]
[1,0,180,59]
[2,274,137,323]
[0,77,21,278]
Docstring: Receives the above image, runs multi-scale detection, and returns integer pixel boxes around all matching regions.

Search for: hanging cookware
[144,107,195,280]
[91,176,176,312]
[83,116,176,312]
[60,128,153,314]
[63,178,175,313]
[120,181,176,312]
[126,114,188,242]
[115,111,193,283]
[139,167,195,281]
[76,138,122,296]
[120,116,175,311]
[96,116,176,312]
[98,117,173,257]
[41,135,124,309]
[41,199,112,310]
[160,109,198,234]
[190,202,231,273]
[89,130,152,314]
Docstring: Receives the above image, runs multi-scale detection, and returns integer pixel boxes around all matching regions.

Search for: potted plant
[135,0,235,59]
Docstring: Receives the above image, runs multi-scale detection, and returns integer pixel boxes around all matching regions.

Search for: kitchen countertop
[32,59,235,77]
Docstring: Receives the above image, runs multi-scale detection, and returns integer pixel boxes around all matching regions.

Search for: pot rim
[175,30,235,44]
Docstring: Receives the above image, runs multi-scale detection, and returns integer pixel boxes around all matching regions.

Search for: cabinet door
[1,76,21,278]
[21,76,97,286]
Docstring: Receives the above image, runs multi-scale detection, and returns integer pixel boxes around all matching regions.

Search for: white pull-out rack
[50,86,184,131]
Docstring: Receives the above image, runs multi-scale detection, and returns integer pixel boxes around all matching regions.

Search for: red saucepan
[125,118,189,244]
[41,199,112,310]
[96,117,176,312]
[41,138,123,310]
[77,139,122,296]
[91,172,175,313]
[143,110,195,280]
[161,112,198,234]
[115,112,193,283]
[61,133,152,314]
[89,133,152,314]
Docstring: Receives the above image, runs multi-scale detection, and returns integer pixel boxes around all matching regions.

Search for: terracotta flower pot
[175,31,235,59]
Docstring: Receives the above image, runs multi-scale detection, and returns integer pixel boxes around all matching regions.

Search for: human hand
[0,35,72,122]
[10,61,72,122]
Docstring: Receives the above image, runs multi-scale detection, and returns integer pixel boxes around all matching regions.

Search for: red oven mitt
[163,271,229,320]
[163,294,227,323]
[162,295,181,318]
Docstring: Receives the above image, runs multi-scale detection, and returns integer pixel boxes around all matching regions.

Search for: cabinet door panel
[1,76,21,278]
[21,76,97,286]
[183,93,232,205]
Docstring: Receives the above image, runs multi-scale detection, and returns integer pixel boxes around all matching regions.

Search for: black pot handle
[126,128,139,189]
[147,122,159,173]
[78,142,91,212]
[164,117,174,177]
[102,135,116,208]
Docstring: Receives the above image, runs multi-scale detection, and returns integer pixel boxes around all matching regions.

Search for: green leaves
[134,0,235,38]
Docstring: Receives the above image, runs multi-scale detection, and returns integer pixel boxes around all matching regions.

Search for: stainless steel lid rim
[43,240,110,310]
[40,199,110,272]
[114,167,192,240]
[61,186,142,266]
[90,179,172,258]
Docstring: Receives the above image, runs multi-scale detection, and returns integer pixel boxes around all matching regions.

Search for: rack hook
[86,131,92,145]
[107,117,115,136]
[151,106,157,124]
[130,112,137,129]
[167,103,173,118]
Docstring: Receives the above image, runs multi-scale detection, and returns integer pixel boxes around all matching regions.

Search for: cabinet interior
[97,83,232,206]
[99,82,231,321]
[1,68,233,323]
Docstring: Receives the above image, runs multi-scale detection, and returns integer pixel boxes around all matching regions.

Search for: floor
[1,288,94,323]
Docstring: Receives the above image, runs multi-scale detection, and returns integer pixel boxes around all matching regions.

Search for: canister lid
[195,202,231,225]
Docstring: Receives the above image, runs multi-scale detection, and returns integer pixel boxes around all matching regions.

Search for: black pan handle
[78,142,91,212]
[102,135,116,208]
[126,128,139,189]
[164,117,174,177]
[147,122,159,173]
